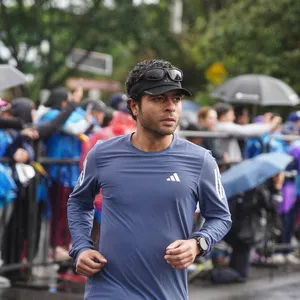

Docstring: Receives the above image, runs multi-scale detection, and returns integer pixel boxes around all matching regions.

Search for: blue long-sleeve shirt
[68,134,231,300]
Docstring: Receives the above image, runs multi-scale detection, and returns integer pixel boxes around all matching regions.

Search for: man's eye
[153,97,164,102]
[173,96,183,102]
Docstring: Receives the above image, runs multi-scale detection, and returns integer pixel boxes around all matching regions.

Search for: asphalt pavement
[1,265,300,300]
[189,270,300,300]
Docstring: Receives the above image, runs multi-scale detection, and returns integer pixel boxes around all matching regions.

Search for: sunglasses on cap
[140,68,183,82]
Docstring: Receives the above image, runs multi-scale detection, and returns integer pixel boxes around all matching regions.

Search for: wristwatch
[194,236,208,255]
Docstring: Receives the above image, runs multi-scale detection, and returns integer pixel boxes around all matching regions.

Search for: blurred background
[0,0,299,111]
[1,1,300,300]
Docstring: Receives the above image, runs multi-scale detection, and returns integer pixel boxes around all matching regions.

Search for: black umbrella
[211,74,300,106]
[0,64,27,92]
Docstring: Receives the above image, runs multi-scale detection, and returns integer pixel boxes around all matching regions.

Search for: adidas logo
[167,173,181,182]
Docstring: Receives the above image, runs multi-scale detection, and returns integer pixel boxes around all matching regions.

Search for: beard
[138,111,179,137]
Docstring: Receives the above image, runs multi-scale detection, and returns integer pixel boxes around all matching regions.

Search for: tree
[0,0,185,99]
[187,0,300,94]
[0,1,111,98]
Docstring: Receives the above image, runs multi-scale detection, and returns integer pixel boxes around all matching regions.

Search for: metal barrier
[0,153,80,289]
[179,130,266,166]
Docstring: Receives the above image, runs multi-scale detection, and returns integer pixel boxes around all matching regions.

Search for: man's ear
[128,98,139,117]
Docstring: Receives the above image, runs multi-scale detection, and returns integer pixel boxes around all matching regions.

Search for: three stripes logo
[214,168,225,201]
[167,173,181,182]
[79,158,87,186]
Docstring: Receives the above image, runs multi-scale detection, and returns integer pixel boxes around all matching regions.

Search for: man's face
[133,90,183,136]
[237,109,249,124]
[202,109,217,130]
[1,111,12,119]
[223,109,235,122]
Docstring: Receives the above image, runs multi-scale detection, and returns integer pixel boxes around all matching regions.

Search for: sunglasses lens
[145,68,165,80]
[143,68,183,81]
[168,69,182,81]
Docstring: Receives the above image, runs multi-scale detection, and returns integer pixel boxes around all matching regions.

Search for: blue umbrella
[221,152,293,199]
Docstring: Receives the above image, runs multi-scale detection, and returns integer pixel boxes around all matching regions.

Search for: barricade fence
[0,153,79,288]
[0,132,299,286]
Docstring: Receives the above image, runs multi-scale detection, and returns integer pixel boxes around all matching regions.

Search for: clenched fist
[164,239,200,270]
[76,249,107,277]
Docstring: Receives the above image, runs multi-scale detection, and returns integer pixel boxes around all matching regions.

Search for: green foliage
[190,0,300,94]
[0,0,107,99]
[1,0,300,107]
[0,1,181,99]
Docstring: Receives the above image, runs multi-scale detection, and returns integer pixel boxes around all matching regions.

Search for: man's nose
[165,97,176,112]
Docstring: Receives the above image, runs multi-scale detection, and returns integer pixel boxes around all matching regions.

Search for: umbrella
[211,74,300,106]
[221,152,293,198]
[0,64,27,92]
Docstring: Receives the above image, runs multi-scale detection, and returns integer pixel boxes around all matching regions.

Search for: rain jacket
[37,108,89,187]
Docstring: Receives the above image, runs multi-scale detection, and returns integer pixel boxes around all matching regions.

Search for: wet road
[189,271,300,300]
[1,267,300,300]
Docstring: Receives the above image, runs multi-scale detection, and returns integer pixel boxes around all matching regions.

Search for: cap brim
[144,85,192,97]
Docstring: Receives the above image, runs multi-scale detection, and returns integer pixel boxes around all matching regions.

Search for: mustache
[162,114,177,119]
[161,116,177,121]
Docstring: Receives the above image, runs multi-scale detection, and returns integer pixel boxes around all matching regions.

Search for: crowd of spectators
[0,88,135,286]
[184,103,300,283]
[0,89,300,287]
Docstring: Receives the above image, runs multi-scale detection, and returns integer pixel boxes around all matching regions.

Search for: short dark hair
[102,107,114,127]
[234,105,243,117]
[45,87,69,109]
[234,105,247,119]
[125,59,174,120]
[214,102,233,119]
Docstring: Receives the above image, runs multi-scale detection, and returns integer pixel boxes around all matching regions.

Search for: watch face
[199,237,208,251]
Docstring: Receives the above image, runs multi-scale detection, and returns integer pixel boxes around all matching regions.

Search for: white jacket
[216,122,272,161]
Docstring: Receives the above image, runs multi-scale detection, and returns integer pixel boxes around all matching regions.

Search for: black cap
[109,93,128,112]
[45,87,69,109]
[129,77,191,100]
[10,97,33,123]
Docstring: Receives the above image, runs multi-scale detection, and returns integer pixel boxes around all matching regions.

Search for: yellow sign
[205,62,227,85]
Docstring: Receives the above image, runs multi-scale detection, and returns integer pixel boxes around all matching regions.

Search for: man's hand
[76,249,107,277]
[270,116,282,130]
[21,128,39,140]
[273,171,285,190]
[164,239,199,270]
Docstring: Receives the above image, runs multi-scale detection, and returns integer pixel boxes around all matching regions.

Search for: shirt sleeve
[190,151,232,254]
[0,117,24,130]
[36,102,77,139]
[63,119,92,135]
[218,122,271,137]
[67,145,101,264]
